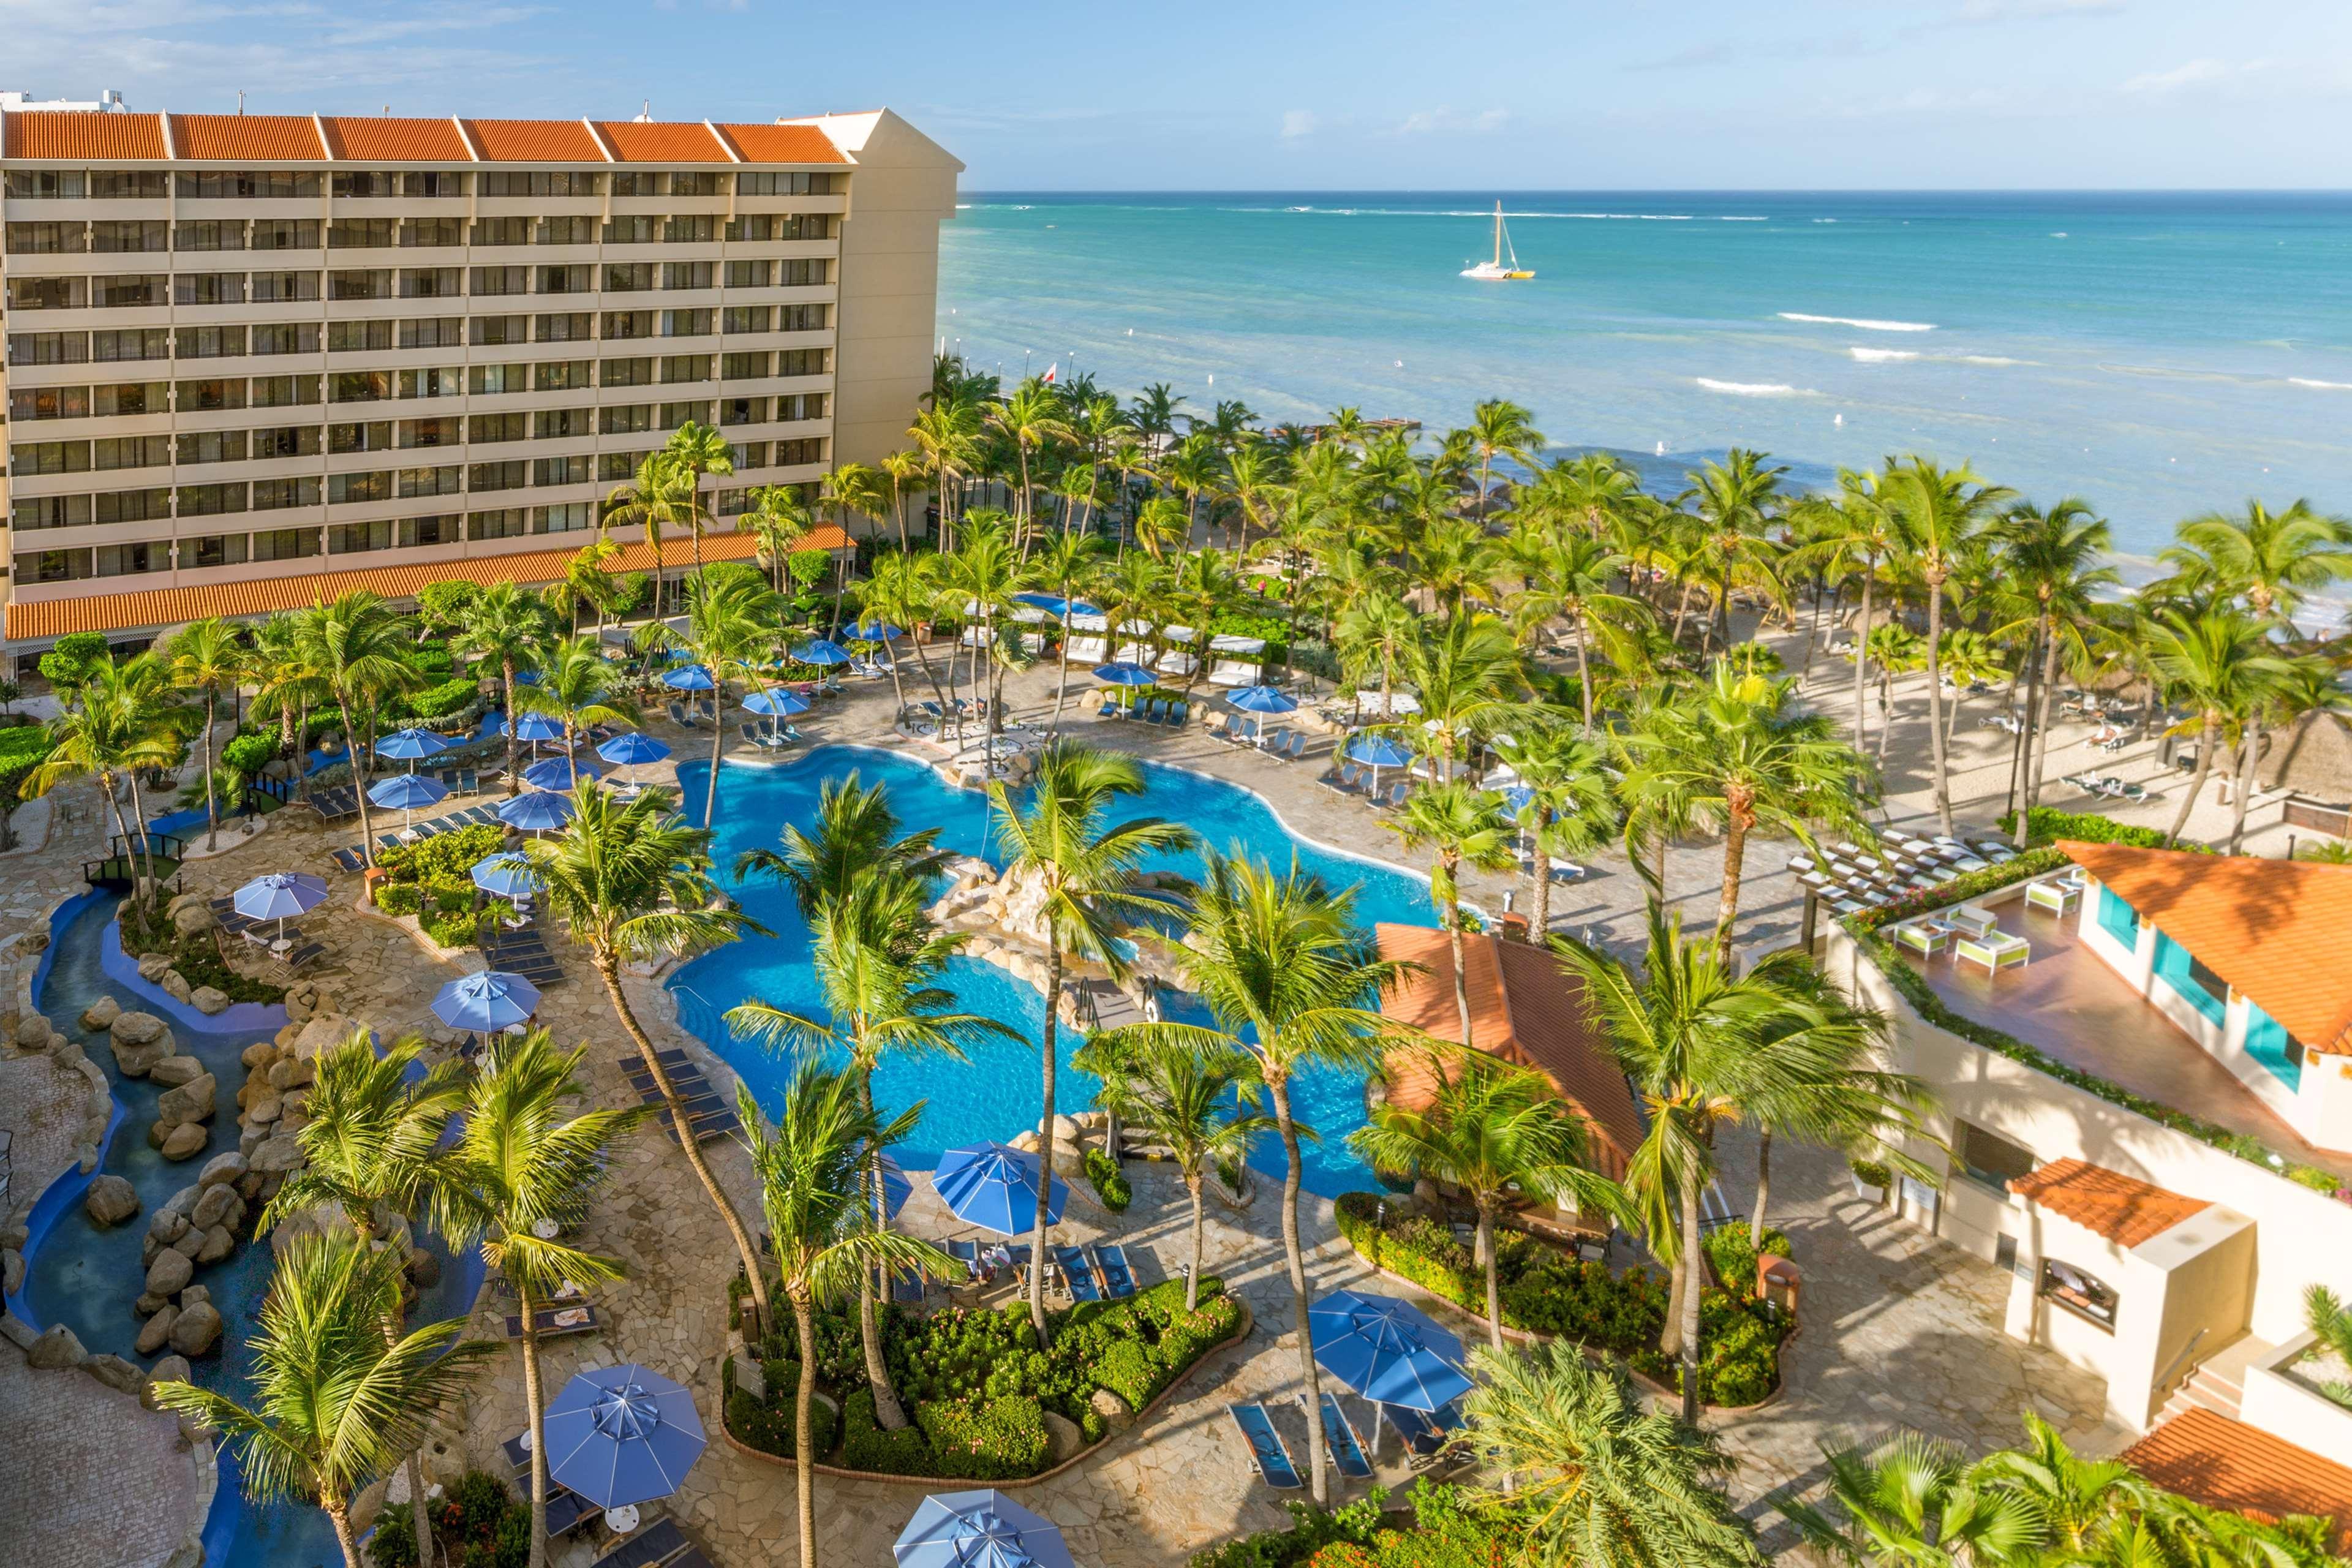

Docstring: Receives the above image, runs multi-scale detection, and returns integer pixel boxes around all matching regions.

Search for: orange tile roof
[594,120,726,164]
[460,118,606,163]
[712,122,849,165]
[2060,840,2352,1053]
[319,115,470,162]
[2,110,168,160]
[4,532,775,641]
[2125,1409,2352,1548]
[1374,925,1645,1181]
[168,113,324,161]
[2007,1158,2210,1249]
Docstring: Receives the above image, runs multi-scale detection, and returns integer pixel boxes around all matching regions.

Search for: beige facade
[0,105,960,646]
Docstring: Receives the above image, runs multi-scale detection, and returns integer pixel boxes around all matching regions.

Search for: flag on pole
[1041,362,1058,384]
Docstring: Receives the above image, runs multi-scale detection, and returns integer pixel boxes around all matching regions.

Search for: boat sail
[1460,201,1534,280]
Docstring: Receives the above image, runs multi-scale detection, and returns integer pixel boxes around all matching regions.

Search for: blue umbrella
[234,871,328,946]
[375,727,451,770]
[1012,592,1102,619]
[743,688,810,717]
[933,1142,1066,1237]
[875,1152,914,1221]
[793,638,851,666]
[597,731,671,766]
[1227,685,1298,715]
[507,710,566,742]
[844,620,904,643]
[524,756,598,791]
[662,664,717,692]
[1093,662,1155,687]
[431,969,540,1033]
[542,1363,706,1509]
[497,790,576,831]
[1344,733,1415,791]
[1307,1290,1472,1412]
[895,1490,1077,1568]
[1500,785,1536,815]
[470,852,541,899]
[368,773,447,810]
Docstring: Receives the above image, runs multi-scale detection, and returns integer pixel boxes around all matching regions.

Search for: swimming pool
[669,745,1439,1196]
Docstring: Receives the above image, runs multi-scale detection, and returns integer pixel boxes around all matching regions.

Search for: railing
[2154,1325,2211,1401]
[246,772,293,807]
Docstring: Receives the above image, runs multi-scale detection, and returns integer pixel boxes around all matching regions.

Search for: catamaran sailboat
[1461,201,1534,280]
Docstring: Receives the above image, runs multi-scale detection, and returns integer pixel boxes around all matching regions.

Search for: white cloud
[1280,108,1317,139]
[1393,106,1507,137]
[1950,0,2123,22]
[2120,57,2269,94]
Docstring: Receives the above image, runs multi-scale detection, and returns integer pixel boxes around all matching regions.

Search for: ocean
[935,191,2352,574]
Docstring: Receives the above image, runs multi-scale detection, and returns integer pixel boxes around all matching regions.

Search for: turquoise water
[940,191,2352,571]
[669,746,1439,1195]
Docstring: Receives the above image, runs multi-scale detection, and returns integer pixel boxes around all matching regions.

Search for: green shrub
[369,1504,423,1568]
[0,726,51,767]
[1188,1490,1388,1568]
[423,908,489,951]
[1996,805,2178,850]
[1699,1219,1790,1298]
[1092,1337,1160,1411]
[417,581,483,631]
[1847,848,2073,932]
[379,823,507,884]
[1084,1148,1132,1213]
[915,1395,1052,1480]
[1848,1158,1892,1190]
[375,884,423,918]
[405,676,481,722]
[726,1382,837,1460]
[840,1387,936,1474]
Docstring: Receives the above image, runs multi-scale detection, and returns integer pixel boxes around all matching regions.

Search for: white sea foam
[1781,312,1937,332]
[2290,377,2352,390]
[1695,378,1815,397]
[1959,355,2027,366]
[1850,347,1920,363]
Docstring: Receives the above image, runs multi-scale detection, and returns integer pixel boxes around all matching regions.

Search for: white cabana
[1157,650,1199,677]
[1068,612,1110,633]
[1115,641,1155,666]
[1208,660,1259,687]
[1068,636,1109,663]
[1353,689,1423,718]
[1208,633,1266,655]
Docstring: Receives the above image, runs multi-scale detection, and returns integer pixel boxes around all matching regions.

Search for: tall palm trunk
[793,1298,821,1568]
[502,658,522,797]
[1266,1073,1330,1507]
[1049,612,1074,734]
[2165,712,2220,846]
[1442,869,1473,1046]
[1750,1131,1774,1248]
[1924,567,1956,835]
[704,695,726,827]
[519,1286,550,1568]
[1852,567,1875,751]
[1528,807,1555,940]
[1028,944,1063,1343]
[2018,620,2062,846]
[324,1494,363,1568]
[1183,1174,1206,1313]
[1678,1175,1704,1425]
[851,1064,909,1431]
[1572,611,1596,734]
[1713,798,1752,963]
[592,957,771,1333]
[2227,715,2261,854]
[1476,1204,1505,1351]
[200,692,221,850]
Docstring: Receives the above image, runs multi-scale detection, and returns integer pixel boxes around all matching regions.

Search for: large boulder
[190,1182,242,1234]
[159,1122,209,1161]
[145,1249,194,1298]
[190,987,230,1017]
[148,1055,206,1088]
[135,953,175,985]
[244,1093,282,1126]
[143,1354,192,1406]
[83,1175,141,1227]
[134,1306,179,1355]
[110,1011,173,1068]
[26,1324,86,1370]
[156,1074,216,1127]
[146,1209,190,1248]
[170,901,218,940]
[86,1354,144,1395]
[80,995,122,1033]
[287,1013,359,1061]
[268,1055,314,1091]
[168,1302,223,1357]
[251,1134,304,1174]
[197,1150,248,1189]
[1042,1410,1086,1465]
[194,1225,235,1264]
[1089,1387,1135,1433]
[239,1041,279,1071]
[159,970,194,1005]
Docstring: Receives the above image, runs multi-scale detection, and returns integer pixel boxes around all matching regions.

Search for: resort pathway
[0,1336,208,1568]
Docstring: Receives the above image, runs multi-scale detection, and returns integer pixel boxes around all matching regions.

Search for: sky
[4,0,2348,189]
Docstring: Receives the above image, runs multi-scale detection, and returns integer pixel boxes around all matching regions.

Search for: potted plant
[1849,1157,1891,1204]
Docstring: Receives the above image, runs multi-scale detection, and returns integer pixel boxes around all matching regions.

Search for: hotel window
[251,527,321,563]
[398,417,460,450]
[611,172,666,197]
[737,172,836,197]
[2038,1259,2117,1330]
[663,216,717,244]
[176,481,249,517]
[774,214,835,241]
[328,421,395,454]
[2153,932,2228,1026]
[250,374,320,409]
[95,540,167,578]
[602,216,659,246]
[724,216,775,243]
[478,171,600,198]
[398,318,466,351]
[27,548,98,582]
[10,386,91,421]
[472,315,529,347]
[533,407,594,440]
[469,363,530,395]
[13,495,92,530]
[398,368,463,399]
[399,514,461,548]
[535,217,597,246]
[659,399,712,429]
[401,171,468,198]
[598,450,648,481]
[252,425,322,460]
[670,172,722,197]
[399,267,462,299]
[330,269,395,301]
[6,170,86,199]
[660,309,713,339]
[7,276,87,311]
[723,309,772,338]
[1952,1121,2035,1193]
[91,221,171,253]
[472,217,531,247]
[469,460,527,493]
[715,487,752,517]
[398,466,462,499]
[94,488,172,524]
[252,271,320,303]
[778,259,829,287]
[659,355,712,385]
[468,507,530,540]
[781,304,830,332]
[600,404,655,436]
[176,430,249,466]
[251,219,321,251]
[532,360,592,392]
[330,519,399,555]
[178,170,318,199]
[534,312,593,343]
[329,219,399,250]
[96,274,168,308]
[723,260,773,290]
[530,502,594,534]
[254,477,320,510]
[603,262,655,292]
[537,264,592,295]
[6,222,87,254]
[721,350,773,380]
[90,170,168,199]
[2095,888,2138,948]
[175,325,247,359]
[661,262,714,291]
[174,221,247,253]
[467,413,527,443]
[778,393,827,421]
[602,311,657,341]
[174,273,246,306]
[92,328,172,362]
[9,331,92,365]
[328,320,396,354]
[328,470,391,505]
[92,435,169,470]
[253,322,320,356]
[331,171,398,199]
[720,396,768,427]
[95,382,170,417]
[601,356,655,387]
[532,455,590,487]
[470,265,529,296]
[775,437,825,466]
[186,533,250,569]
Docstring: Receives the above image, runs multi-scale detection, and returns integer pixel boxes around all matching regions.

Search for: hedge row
[1995,805,2198,850]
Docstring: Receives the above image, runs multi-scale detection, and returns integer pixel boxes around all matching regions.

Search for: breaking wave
[1781,312,1936,333]
[1695,378,1815,397]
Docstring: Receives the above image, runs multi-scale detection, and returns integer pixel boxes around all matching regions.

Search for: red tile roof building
[2006,1158,2212,1248]
[2125,1408,2352,1548]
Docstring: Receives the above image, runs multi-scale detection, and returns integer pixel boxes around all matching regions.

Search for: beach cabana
[1207,633,1267,687]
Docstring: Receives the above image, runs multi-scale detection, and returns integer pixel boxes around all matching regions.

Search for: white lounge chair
[1948,905,2000,938]
[1956,931,2030,973]
[2025,880,2082,916]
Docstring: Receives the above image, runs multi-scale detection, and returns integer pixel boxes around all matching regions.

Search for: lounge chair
[1167,699,1189,727]
[1139,698,1165,726]
[1956,931,2031,973]
[505,1303,601,1340]
[656,1101,741,1144]
[591,1518,688,1568]
[668,701,699,729]
[1894,921,1956,957]
[1376,780,1412,810]
[1091,1243,1137,1298]
[2025,879,2082,915]
[542,1487,596,1540]
[945,1238,980,1279]
[1317,762,1363,795]
[282,943,328,973]
[1311,1393,1374,1480]
[1947,904,2000,938]
[1280,731,1311,761]
[1232,718,1261,748]
[1054,1245,1102,1303]
[1381,1400,1460,1464]
[1229,1403,1304,1489]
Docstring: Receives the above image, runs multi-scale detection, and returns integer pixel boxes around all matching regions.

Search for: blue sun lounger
[1229,1402,1303,1489]
[1314,1393,1374,1479]
[1091,1243,1137,1298]
[1053,1245,1101,1302]
[1381,1398,1463,1464]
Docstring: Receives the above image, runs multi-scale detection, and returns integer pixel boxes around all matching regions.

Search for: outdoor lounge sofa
[1955,930,2031,973]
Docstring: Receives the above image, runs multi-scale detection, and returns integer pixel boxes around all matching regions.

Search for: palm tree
[1455,1341,1759,1568]
[742,1068,957,1568]
[258,1030,469,1568]
[1512,527,1649,733]
[149,1231,499,1568]
[663,419,737,579]
[2163,498,2352,623]
[1789,470,1902,752]
[2144,608,2293,846]
[1355,1049,1625,1348]
[1679,449,1789,652]
[1987,500,2117,842]
[1778,1434,2047,1568]
[445,1030,639,1567]
[744,484,813,594]
[1385,780,1518,1045]
[1494,726,1618,941]
[28,654,187,878]
[2299,1287,2352,1408]
[1883,457,2016,834]
[1026,529,1105,731]
[1461,398,1546,514]
[296,591,423,868]
[163,618,244,851]
[520,784,772,1330]
[989,378,1076,554]
[987,741,1193,1340]
[1621,660,1872,959]
[678,569,779,825]
[601,450,696,621]
[451,581,554,797]
[1399,609,1524,780]
[909,398,982,552]
[247,612,329,796]
[938,516,1022,747]
[1972,1412,2154,1557]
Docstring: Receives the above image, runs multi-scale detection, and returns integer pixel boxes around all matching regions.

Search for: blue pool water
[670,745,1439,1195]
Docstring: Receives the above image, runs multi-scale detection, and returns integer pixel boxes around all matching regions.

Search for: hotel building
[0,104,960,652]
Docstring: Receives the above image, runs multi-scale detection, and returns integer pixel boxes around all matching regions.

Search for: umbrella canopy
[368,773,448,812]
[793,638,852,666]
[524,756,600,791]
[542,1363,706,1509]
[932,1142,1066,1236]
[1499,785,1536,816]
[743,688,812,718]
[844,620,905,643]
[470,852,542,899]
[1307,1290,1472,1411]
[1093,662,1156,687]
[507,710,567,742]
[1227,685,1298,715]
[597,731,672,766]
[431,969,540,1033]
[895,1490,1077,1568]
[1345,735,1415,768]
[876,1152,914,1221]
[233,872,328,922]
[662,664,717,692]
[497,790,576,831]
[1354,690,1423,718]
[375,727,451,761]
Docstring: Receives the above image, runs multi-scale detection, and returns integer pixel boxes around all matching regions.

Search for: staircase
[2155,1333,2271,1426]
